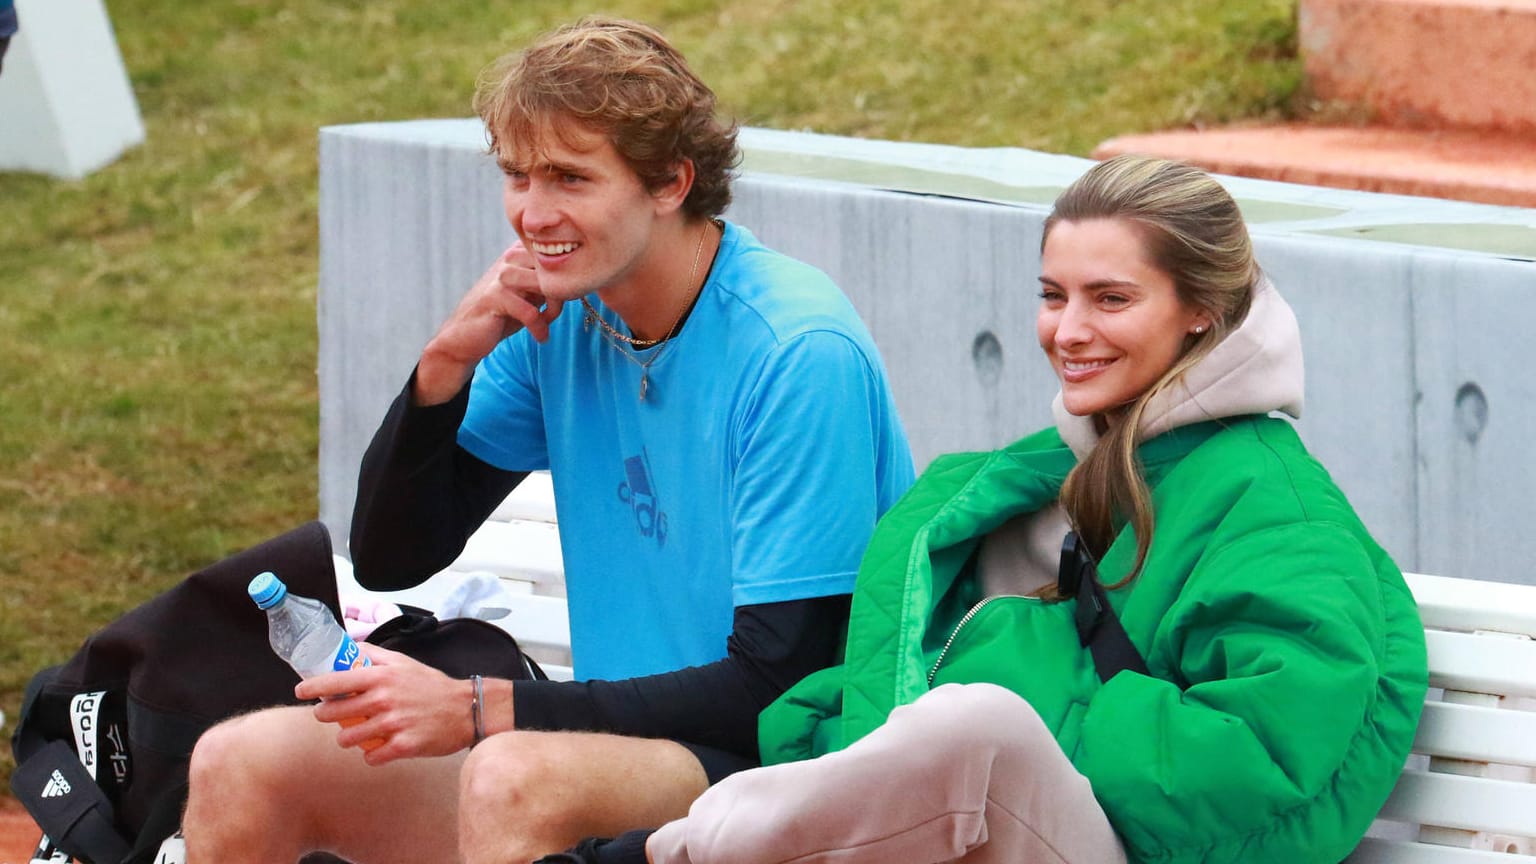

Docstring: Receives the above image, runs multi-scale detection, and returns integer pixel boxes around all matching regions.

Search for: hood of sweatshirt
[1053,276,1304,460]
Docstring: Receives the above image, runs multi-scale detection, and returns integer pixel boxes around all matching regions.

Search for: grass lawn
[0,0,1301,790]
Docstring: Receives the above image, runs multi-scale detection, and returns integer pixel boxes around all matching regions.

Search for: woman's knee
[904,684,1055,756]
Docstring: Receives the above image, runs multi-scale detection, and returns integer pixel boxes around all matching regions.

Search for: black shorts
[679,741,758,785]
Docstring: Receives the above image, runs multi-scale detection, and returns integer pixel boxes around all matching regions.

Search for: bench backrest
[1348,573,1536,860]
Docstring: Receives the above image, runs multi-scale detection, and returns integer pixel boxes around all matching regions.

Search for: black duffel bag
[9,520,544,864]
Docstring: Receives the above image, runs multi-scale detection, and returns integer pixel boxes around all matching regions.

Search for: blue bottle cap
[248,571,288,609]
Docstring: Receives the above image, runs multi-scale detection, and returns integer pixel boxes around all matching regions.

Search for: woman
[539,156,1427,864]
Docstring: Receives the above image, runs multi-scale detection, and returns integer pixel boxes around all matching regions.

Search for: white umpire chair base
[0,0,144,178]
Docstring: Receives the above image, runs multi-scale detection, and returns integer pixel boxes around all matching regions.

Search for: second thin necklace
[582,220,713,402]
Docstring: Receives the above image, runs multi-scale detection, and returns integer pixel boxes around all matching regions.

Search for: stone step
[1092,124,1536,208]
[1300,0,1536,135]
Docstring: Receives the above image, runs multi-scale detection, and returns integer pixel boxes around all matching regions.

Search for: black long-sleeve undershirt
[348,373,850,760]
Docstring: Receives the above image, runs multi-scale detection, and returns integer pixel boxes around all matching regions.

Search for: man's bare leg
[458,730,709,864]
[184,705,465,864]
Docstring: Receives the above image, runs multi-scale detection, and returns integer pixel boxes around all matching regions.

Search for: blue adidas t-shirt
[458,222,914,681]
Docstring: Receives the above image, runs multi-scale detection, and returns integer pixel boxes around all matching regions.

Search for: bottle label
[332,635,372,672]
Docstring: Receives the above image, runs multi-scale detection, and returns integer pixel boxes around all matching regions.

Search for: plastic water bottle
[248,571,371,677]
[248,571,384,750]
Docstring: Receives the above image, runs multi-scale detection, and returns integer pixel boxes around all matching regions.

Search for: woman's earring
[1191,324,1206,334]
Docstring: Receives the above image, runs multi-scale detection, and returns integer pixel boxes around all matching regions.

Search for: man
[183,17,913,864]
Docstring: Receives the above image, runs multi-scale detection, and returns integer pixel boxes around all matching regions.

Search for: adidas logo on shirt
[40,769,71,798]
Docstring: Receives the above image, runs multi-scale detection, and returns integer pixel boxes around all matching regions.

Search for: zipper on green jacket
[927,594,1030,686]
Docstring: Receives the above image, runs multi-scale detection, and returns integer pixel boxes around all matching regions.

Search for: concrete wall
[318,120,1536,585]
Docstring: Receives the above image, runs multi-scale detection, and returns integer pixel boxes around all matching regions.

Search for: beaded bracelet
[470,674,485,746]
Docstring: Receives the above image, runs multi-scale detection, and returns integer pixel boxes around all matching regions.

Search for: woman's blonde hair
[474,16,738,219]
[1044,155,1258,584]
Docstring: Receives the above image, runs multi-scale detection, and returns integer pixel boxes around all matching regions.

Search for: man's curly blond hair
[475,16,738,219]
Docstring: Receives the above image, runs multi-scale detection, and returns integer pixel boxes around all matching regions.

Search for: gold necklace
[582,302,666,348]
[583,221,713,401]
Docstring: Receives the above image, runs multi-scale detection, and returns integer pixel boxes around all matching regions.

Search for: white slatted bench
[416,477,1536,860]
[1350,573,1536,860]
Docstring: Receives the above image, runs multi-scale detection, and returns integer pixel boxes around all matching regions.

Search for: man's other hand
[413,243,565,406]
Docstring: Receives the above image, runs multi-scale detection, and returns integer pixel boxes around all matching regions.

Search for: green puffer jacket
[759,415,1426,864]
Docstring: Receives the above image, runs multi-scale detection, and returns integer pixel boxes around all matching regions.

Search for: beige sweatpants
[648,683,1127,864]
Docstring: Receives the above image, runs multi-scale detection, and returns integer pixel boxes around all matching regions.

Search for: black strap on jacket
[1057,531,1149,683]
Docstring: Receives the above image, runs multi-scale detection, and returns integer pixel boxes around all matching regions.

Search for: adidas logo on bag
[40,769,72,798]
